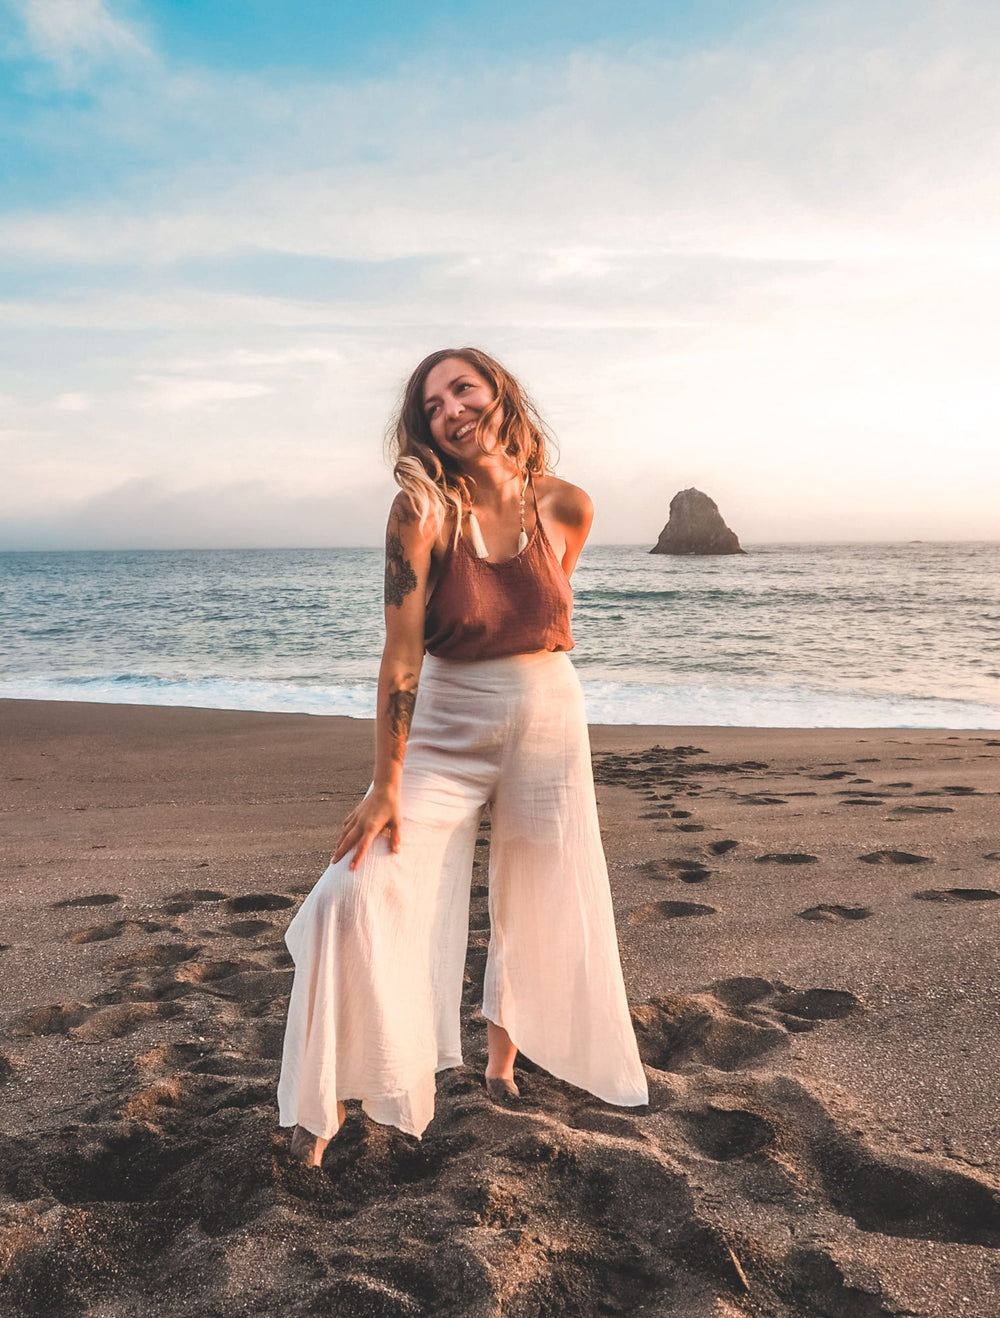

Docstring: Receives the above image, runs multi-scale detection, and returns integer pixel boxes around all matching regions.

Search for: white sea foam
[2,544,998,728]
[1,672,996,728]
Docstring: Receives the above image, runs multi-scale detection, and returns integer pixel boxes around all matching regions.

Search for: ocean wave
[1,672,996,729]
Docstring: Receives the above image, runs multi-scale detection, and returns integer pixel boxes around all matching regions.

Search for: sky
[1,0,998,549]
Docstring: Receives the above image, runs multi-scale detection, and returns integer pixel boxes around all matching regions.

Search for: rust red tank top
[424,483,575,660]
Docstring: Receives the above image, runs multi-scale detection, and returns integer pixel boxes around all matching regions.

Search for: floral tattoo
[385,530,418,608]
[388,674,418,762]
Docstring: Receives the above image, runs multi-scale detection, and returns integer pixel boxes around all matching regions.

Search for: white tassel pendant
[468,473,530,559]
[468,512,490,559]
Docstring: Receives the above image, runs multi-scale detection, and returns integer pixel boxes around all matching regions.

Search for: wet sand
[1,699,999,1316]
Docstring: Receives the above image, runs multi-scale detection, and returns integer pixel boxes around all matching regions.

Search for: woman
[278,348,648,1166]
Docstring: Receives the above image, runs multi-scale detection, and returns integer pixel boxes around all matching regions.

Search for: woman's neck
[465,461,525,513]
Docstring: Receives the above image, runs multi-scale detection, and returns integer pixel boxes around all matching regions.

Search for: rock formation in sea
[650,488,745,555]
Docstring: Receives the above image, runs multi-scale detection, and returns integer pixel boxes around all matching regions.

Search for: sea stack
[650,488,744,555]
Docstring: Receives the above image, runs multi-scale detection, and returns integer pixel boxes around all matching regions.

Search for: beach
[2,697,999,1315]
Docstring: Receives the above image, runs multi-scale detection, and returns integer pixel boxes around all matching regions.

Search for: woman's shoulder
[387,491,444,544]
[535,474,594,531]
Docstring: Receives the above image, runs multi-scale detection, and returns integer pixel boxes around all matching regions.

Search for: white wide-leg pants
[277,650,649,1139]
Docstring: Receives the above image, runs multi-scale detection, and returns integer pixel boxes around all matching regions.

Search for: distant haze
[2,0,998,549]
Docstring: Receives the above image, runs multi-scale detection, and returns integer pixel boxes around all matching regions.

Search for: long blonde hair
[388,348,556,541]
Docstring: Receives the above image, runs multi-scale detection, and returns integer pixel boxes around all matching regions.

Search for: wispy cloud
[134,375,273,412]
[14,0,151,78]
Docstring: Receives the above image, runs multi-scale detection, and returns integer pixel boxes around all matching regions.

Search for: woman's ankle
[289,1103,346,1166]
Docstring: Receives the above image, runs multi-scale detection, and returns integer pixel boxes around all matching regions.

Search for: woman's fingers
[386,815,401,855]
[330,802,402,868]
[348,820,384,870]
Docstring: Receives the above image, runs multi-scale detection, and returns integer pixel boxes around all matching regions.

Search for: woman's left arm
[554,482,595,578]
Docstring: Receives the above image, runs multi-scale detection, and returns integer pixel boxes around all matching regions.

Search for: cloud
[14,0,150,77]
[134,375,274,412]
[51,390,92,410]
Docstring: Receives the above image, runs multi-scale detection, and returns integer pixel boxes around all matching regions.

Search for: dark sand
[1,699,999,1316]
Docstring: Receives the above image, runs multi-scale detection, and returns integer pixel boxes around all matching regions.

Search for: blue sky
[2,0,999,548]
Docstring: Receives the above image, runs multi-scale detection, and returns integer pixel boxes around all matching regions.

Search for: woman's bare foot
[485,1020,519,1102]
[289,1101,346,1166]
[485,1075,520,1102]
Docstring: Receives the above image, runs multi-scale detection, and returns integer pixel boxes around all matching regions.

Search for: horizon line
[2,539,998,555]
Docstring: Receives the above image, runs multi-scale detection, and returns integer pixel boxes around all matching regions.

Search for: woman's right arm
[332,493,437,870]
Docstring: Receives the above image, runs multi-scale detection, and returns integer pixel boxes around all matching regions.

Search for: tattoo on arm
[385,530,418,608]
[387,675,418,763]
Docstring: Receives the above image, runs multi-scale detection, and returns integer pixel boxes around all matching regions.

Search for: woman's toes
[290,1125,330,1167]
[485,1076,520,1103]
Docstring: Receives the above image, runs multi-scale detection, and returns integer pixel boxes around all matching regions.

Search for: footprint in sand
[640,859,713,884]
[109,943,201,972]
[223,919,276,938]
[912,888,1000,903]
[628,900,716,924]
[10,1002,94,1036]
[839,798,886,807]
[71,1002,186,1043]
[51,893,121,909]
[680,1105,776,1161]
[169,888,228,902]
[770,987,860,1021]
[755,853,818,865]
[859,850,931,865]
[798,905,873,923]
[889,804,954,815]
[984,852,1000,861]
[226,893,296,913]
[10,999,183,1040]
[66,922,125,943]
[167,958,294,1005]
[64,920,169,944]
[632,978,860,1072]
[707,839,739,855]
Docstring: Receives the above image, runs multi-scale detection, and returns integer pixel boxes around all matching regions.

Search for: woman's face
[422,357,498,463]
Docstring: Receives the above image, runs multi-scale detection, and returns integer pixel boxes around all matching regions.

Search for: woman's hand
[332,786,402,871]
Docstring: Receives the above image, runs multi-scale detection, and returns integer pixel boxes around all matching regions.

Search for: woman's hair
[388,347,556,541]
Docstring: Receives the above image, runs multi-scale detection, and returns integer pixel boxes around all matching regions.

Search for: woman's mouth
[451,421,476,442]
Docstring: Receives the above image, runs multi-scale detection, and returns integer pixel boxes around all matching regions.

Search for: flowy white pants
[277,650,649,1139]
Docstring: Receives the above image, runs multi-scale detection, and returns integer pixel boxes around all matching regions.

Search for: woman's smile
[422,356,498,457]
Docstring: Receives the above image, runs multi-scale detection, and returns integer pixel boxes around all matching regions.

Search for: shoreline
[2,698,999,1313]
[1,691,997,732]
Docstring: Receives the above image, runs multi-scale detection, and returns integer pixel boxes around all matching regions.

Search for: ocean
[1,543,997,728]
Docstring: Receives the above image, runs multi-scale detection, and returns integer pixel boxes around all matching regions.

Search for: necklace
[468,472,530,560]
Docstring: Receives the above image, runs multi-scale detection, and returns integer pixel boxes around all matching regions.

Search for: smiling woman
[277,348,649,1166]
